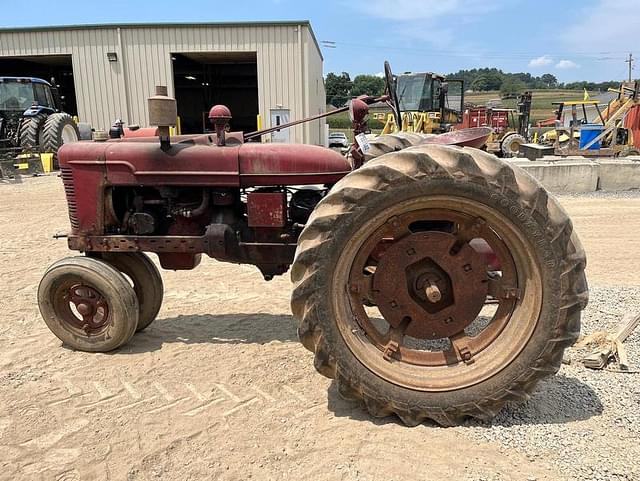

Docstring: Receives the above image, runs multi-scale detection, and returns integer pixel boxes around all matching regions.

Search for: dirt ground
[1,176,639,481]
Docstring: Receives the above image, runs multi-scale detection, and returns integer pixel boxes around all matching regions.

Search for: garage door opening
[0,55,77,116]
[172,52,258,135]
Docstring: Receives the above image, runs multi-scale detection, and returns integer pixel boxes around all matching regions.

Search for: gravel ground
[458,285,640,481]
[1,177,639,481]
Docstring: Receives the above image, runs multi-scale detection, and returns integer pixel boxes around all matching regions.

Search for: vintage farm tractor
[38,65,588,426]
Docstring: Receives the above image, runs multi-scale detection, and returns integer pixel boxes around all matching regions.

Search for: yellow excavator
[377,61,464,135]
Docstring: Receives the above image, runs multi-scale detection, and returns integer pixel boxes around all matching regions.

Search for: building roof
[0,20,323,60]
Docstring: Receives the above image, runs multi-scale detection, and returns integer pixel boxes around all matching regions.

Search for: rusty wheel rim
[53,282,110,336]
[333,195,542,392]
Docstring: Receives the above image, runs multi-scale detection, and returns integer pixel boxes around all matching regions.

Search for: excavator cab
[397,72,463,119]
[381,69,464,134]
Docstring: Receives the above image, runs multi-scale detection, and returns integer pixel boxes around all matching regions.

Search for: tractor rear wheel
[19,113,47,149]
[38,256,139,352]
[291,145,588,426]
[95,252,164,331]
[501,133,525,157]
[42,113,79,159]
[364,132,427,162]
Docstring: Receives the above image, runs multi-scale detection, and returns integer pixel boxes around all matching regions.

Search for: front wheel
[38,256,139,352]
[95,252,164,331]
[291,145,588,426]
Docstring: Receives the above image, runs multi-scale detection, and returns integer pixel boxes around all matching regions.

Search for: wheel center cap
[76,303,94,316]
[372,231,489,339]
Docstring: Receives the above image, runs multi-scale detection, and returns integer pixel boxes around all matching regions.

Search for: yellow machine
[379,64,464,135]
[543,84,640,157]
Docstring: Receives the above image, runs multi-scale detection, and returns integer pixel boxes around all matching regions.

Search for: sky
[0,0,636,82]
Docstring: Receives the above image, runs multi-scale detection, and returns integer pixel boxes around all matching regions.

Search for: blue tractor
[0,77,86,176]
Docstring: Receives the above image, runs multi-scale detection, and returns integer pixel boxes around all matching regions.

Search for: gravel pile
[456,286,640,481]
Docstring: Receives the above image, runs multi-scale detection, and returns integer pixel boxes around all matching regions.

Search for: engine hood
[238,143,352,186]
[58,138,352,188]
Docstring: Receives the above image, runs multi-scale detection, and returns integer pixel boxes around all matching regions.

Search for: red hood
[58,138,352,188]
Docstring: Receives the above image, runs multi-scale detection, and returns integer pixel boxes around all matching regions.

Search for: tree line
[447,68,622,95]
[325,68,626,106]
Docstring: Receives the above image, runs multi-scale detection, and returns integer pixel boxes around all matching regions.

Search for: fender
[22,105,55,117]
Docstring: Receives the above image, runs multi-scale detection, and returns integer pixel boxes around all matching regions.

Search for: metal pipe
[243,95,388,141]
[174,189,210,218]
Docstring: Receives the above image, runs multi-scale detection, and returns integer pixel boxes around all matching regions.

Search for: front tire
[291,145,588,426]
[95,252,164,331]
[38,256,139,352]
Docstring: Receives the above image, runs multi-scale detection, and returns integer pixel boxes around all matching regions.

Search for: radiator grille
[60,168,79,229]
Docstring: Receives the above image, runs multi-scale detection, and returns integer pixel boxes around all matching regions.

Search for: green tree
[471,76,489,91]
[541,73,558,88]
[325,72,352,107]
[483,72,504,91]
[500,78,526,98]
[351,74,385,97]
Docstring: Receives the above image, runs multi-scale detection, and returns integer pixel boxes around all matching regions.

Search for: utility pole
[625,53,634,82]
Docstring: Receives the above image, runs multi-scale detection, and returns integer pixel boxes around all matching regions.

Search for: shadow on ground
[104,313,299,354]
[326,374,603,427]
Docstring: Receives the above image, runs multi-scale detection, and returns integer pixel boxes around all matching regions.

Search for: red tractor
[38,66,588,426]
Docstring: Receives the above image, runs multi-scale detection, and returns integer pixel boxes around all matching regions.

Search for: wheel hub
[372,231,489,339]
[62,284,110,333]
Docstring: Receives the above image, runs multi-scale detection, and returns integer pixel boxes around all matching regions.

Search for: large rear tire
[291,145,588,426]
[42,112,79,156]
[19,113,47,149]
[364,132,427,162]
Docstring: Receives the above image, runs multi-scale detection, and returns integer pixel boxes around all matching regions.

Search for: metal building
[0,21,325,144]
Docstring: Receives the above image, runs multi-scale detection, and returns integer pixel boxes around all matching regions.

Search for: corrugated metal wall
[0,22,324,144]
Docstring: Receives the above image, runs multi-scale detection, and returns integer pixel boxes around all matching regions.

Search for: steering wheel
[384,61,402,129]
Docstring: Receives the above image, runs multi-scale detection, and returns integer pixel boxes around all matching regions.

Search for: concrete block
[514,160,599,193]
[595,159,640,191]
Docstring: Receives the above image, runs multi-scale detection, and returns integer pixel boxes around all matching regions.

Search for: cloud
[528,55,554,68]
[562,0,640,51]
[374,72,385,78]
[556,60,579,69]
[350,0,505,52]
